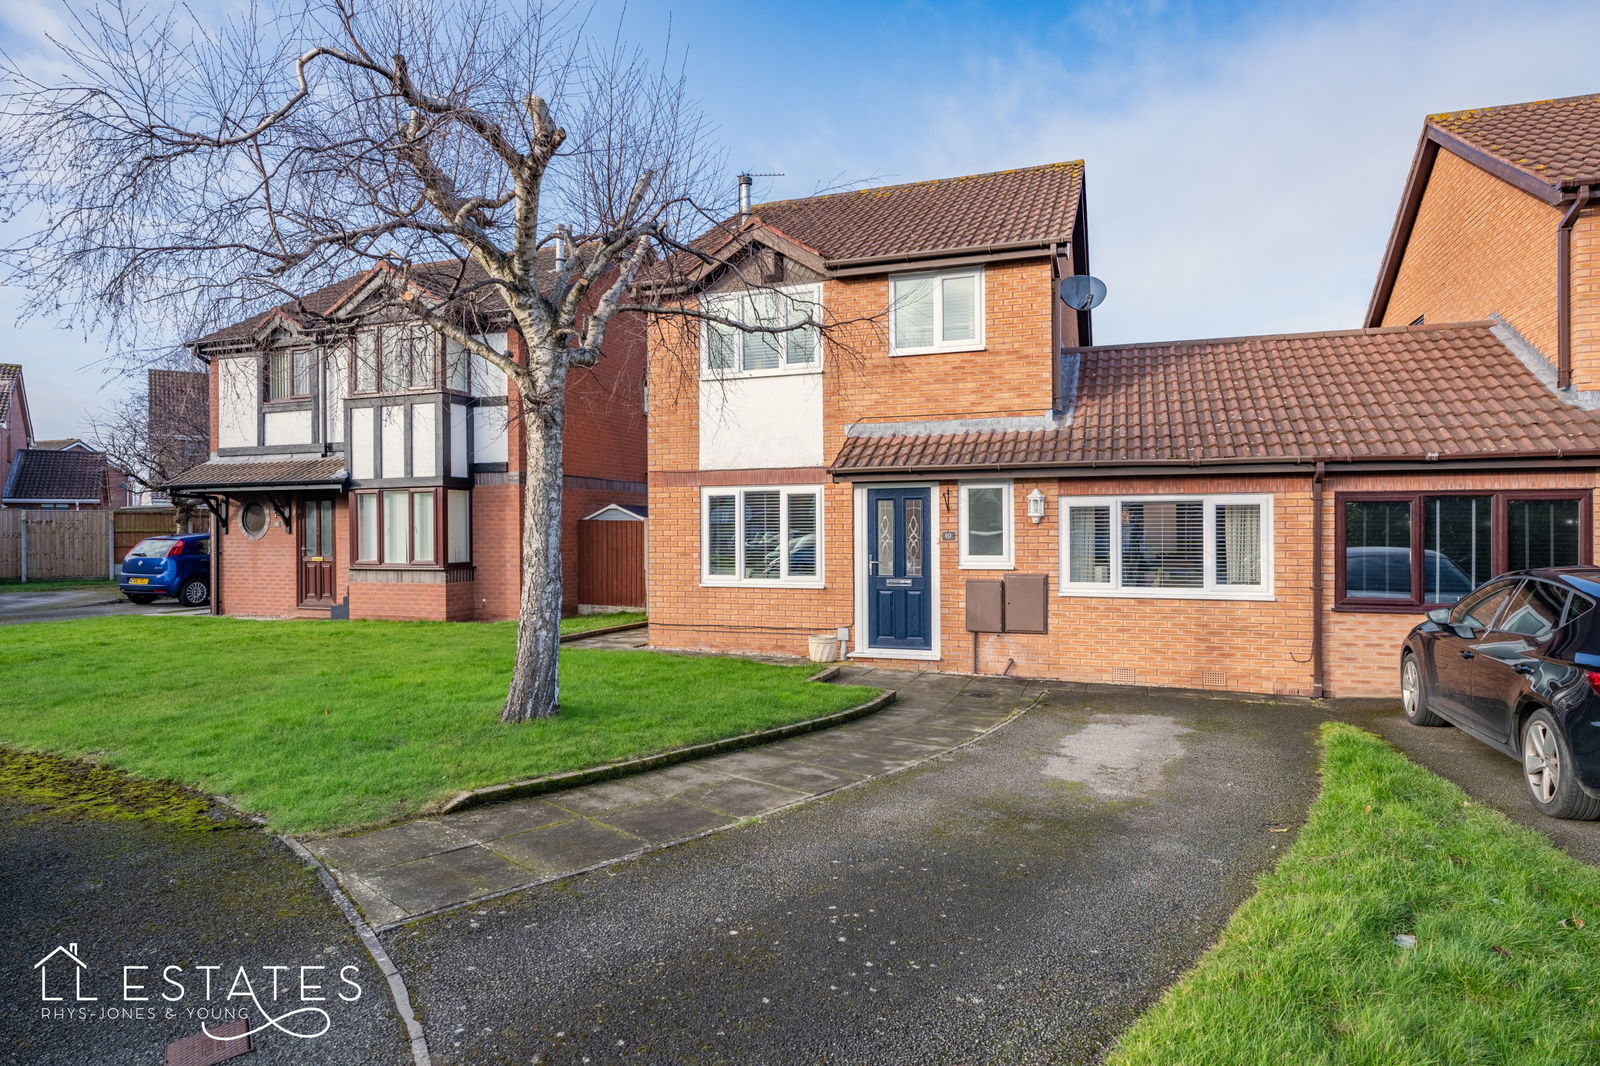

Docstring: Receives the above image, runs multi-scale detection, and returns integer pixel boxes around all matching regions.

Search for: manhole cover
[164,1020,253,1065]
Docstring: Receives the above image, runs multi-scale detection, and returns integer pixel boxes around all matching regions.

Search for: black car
[1401,567,1600,820]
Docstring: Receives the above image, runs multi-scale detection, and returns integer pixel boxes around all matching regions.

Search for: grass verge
[559,610,646,635]
[1104,722,1600,1066]
[0,578,116,594]
[0,616,874,834]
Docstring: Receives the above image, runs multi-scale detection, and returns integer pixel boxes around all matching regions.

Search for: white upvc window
[1059,494,1273,600]
[958,480,1013,569]
[701,284,823,377]
[889,267,984,355]
[702,486,823,586]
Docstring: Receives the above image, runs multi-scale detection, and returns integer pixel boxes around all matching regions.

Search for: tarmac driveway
[385,687,1327,1066]
[0,586,206,624]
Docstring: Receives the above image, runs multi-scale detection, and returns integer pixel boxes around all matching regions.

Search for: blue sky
[4,0,1600,438]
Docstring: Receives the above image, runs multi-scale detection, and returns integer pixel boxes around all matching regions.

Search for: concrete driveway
[0,586,206,625]
[385,686,1328,1066]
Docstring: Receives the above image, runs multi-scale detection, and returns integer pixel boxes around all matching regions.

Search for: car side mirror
[1426,608,1452,626]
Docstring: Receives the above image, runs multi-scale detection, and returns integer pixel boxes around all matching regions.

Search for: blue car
[119,533,211,606]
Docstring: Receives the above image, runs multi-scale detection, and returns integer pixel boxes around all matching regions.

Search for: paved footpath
[309,664,1038,928]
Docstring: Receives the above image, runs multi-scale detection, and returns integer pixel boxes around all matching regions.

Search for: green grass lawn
[1105,723,1600,1066]
[559,610,646,635]
[0,578,116,594]
[0,616,873,834]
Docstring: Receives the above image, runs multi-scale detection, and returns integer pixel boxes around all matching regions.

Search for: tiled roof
[165,456,346,491]
[0,364,19,426]
[747,162,1084,264]
[191,249,562,348]
[831,323,1600,473]
[3,448,105,502]
[32,438,86,451]
[1429,93,1600,188]
[147,369,208,426]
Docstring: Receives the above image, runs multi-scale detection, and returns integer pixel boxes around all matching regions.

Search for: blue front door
[866,487,933,652]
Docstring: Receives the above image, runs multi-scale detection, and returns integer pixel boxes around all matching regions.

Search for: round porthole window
[239,500,269,539]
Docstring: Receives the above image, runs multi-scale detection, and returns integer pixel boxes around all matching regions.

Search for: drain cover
[967,691,996,699]
[164,1020,253,1065]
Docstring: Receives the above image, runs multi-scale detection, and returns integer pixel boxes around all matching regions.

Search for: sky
[3,0,1600,438]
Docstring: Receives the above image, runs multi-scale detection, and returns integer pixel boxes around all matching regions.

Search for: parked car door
[1470,579,1569,746]
[1428,578,1519,721]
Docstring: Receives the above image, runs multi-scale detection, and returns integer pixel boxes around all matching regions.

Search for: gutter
[1558,184,1594,390]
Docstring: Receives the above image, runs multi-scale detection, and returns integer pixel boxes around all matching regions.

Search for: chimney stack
[554,225,570,272]
[737,174,752,219]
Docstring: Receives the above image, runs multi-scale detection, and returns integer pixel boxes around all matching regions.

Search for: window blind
[1121,500,1204,589]
[743,491,781,579]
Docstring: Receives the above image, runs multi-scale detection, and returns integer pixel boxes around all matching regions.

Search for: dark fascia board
[2,496,101,504]
[166,479,347,494]
[1366,125,1581,328]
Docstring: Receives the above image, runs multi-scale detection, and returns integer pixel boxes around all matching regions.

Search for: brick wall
[1381,149,1561,358]
[1570,210,1600,388]
[219,494,349,618]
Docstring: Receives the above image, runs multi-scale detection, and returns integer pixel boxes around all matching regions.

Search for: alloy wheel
[1402,659,1419,717]
[1524,720,1562,805]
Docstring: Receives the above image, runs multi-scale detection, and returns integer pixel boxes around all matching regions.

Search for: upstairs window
[1340,491,1590,609]
[1060,494,1272,599]
[890,267,983,355]
[353,325,438,394]
[266,349,313,402]
[702,285,822,376]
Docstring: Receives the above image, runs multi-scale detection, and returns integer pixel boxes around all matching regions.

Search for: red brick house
[0,364,33,480]
[646,99,1600,698]
[1,367,136,509]
[169,252,646,620]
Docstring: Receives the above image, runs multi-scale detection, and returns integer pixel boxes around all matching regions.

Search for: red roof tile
[831,323,1600,473]
[1428,93,1600,188]
[165,456,346,491]
[749,162,1084,264]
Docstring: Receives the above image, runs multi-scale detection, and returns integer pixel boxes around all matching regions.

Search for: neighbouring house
[166,253,646,620]
[3,445,137,510]
[141,368,211,504]
[646,101,1600,699]
[0,364,33,482]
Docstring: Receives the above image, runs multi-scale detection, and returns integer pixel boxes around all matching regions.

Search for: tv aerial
[1059,274,1107,311]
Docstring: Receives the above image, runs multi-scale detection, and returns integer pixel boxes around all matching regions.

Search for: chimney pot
[737,174,752,219]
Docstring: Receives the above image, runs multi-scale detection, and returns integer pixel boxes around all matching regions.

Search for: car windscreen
[127,538,176,558]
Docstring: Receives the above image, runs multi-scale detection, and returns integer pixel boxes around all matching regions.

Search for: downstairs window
[702,487,822,585]
[1059,494,1272,599]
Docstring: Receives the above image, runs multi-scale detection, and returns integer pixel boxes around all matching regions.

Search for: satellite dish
[1059,274,1107,311]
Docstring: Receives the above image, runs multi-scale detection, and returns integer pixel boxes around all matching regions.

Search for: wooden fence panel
[577,519,645,608]
[114,507,180,563]
[0,510,114,580]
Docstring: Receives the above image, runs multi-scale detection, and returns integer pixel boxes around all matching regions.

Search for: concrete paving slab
[309,817,477,870]
[442,798,571,841]
[363,845,534,914]
[543,778,663,814]
[676,777,810,817]
[595,797,736,843]
[486,818,644,872]
[722,759,872,793]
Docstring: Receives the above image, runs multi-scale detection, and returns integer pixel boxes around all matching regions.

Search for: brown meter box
[965,575,1048,634]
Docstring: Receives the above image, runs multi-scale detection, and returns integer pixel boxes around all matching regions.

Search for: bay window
[702,486,822,585]
[959,481,1013,568]
[890,267,983,355]
[702,284,822,375]
[1059,494,1272,599]
[1340,491,1589,608]
[354,488,469,566]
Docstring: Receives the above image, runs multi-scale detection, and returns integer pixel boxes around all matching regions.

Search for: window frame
[699,485,825,588]
[350,325,441,396]
[1058,493,1274,601]
[699,283,824,380]
[957,480,1014,570]
[265,348,313,403]
[1336,489,1592,612]
[351,487,469,568]
[888,266,986,356]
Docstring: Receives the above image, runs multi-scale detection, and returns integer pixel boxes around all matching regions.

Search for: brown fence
[577,518,646,608]
[0,510,115,580]
[113,507,182,562]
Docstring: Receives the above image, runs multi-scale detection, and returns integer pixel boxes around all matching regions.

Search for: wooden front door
[299,497,336,606]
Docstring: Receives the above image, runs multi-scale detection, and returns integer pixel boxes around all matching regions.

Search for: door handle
[1460,649,1475,659]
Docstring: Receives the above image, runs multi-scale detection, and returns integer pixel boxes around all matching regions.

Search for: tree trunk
[501,359,568,723]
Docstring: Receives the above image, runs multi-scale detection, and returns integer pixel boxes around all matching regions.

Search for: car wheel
[176,578,210,607]
[1401,653,1445,726]
[1521,709,1600,820]
[124,593,158,605]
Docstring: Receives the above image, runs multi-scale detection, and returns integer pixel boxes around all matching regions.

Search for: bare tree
[0,0,871,721]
